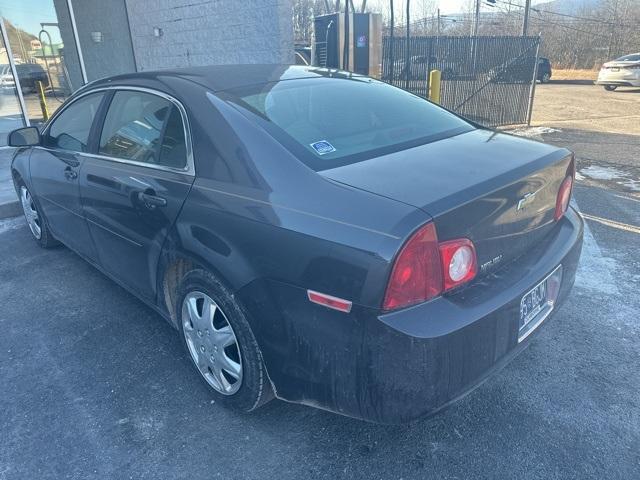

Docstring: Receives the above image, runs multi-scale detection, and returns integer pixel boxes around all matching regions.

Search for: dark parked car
[14,63,50,92]
[9,65,582,423]
[491,56,552,84]
[537,57,552,83]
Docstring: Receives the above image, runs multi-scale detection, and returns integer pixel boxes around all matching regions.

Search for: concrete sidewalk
[0,148,20,219]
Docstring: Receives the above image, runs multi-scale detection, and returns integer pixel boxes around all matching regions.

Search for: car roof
[88,64,364,93]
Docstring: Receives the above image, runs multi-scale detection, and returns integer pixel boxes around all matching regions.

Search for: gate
[382,36,540,127]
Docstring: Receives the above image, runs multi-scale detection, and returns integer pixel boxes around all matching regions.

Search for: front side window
[44,92,104,152]
[99,90,187,169]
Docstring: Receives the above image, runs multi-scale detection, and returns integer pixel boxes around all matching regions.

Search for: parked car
[9,65,583,423]
[390,55,463,81]
[537,57,552,83]
[0,65,16,93]
[0,63,49,94]
[596,53,640,91]
[490,56,551,83]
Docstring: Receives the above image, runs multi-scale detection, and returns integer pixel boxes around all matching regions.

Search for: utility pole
[472,0,480,37]
[437,8,441,36]
[607,0,619,59]
[522,0,531,36]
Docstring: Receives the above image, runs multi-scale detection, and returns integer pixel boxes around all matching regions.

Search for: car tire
[604,85,618,91]
[540,73,551,83]
[18,183,59,249]
[176,269,273,412]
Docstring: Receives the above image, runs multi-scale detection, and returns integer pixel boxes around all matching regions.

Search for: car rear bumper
[596,71,640,86]
[239,207,584,423]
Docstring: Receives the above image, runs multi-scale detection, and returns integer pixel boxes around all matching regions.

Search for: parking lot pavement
[1,168,639,479]
[531,83,640,135]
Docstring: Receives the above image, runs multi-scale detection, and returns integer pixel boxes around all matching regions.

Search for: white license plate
[518,265,563,342]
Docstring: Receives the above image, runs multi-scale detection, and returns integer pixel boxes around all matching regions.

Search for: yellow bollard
[37,80,49,121]
[428,69,441,104]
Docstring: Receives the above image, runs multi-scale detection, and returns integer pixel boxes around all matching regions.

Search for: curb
[0,200,20,220]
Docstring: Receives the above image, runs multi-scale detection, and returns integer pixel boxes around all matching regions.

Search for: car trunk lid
[320,129,573,276]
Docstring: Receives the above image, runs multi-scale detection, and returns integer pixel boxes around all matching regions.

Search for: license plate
[611,67,620,72]
[518,265,562,342]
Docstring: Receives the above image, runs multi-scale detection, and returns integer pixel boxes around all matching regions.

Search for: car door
[29,91,106,261]
[79,88,195,301]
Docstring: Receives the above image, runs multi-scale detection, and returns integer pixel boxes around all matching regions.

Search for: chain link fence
[382,36,541,127]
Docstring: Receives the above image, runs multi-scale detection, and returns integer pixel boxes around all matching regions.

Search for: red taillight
[383,223,478,311]
[438,239,477,291]
[555,159,575,221]
[382,222,442,311]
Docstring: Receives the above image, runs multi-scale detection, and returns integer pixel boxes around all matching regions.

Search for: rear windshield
[615,54,640,62]
[223,77,474,171]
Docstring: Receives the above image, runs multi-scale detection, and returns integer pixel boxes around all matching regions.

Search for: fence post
[429,70,441,104]
[526,38,540,126]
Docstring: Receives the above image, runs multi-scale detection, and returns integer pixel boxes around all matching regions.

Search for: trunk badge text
[480,254,503,272]
[517,192,537,211]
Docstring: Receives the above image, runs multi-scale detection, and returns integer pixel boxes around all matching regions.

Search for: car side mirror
[8,126,41,147]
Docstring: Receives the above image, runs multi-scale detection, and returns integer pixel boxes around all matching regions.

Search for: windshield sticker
[310,140,336,155]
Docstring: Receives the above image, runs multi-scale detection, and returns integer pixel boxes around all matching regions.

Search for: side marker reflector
[307,290,352,313]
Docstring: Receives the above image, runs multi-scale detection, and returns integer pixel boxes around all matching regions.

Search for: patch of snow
[572,201,620,296]
[0,216,24,235]
[579,165,627,181]
[574,171,585,181]
[507,126,561,138]
[621,179,640,192]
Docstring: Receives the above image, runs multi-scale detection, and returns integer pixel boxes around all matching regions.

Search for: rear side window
[44,92,104,152]
[99,90,187,169]
[226,77,473,171]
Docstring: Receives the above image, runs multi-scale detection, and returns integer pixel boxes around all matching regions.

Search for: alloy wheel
[182,291,243,395]
[20,186,41,240]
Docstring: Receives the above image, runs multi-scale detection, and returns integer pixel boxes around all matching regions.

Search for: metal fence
[382,36,540,127]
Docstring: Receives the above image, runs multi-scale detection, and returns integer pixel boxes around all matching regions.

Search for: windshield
[224,77,474,171]
[615,54,640,62]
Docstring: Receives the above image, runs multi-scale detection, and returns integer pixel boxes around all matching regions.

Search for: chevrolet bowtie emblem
[517,192,536,211]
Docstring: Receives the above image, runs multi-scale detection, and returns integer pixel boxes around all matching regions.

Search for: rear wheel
[19,184,58,248]
[177,269,273,412]
[604,85,618,91]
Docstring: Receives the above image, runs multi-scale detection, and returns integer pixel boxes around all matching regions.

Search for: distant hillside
[535,0,603,15]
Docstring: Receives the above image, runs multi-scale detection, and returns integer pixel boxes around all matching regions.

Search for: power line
[492,0,635,28]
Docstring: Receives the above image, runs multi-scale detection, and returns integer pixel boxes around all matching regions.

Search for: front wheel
[540,72,551,83]
[177,269,273,412]
[19,184,58,248]
[604,85,618,91]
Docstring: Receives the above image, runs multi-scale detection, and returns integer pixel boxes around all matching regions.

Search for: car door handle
[64,167,78,180]
[137,191,167,209]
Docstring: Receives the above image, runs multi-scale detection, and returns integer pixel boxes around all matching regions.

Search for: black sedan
[8,65,583,423]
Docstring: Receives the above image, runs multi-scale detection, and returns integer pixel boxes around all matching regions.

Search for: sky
[0,0,62,43]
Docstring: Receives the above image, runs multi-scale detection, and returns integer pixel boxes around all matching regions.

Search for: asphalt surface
[531,82,640,135]
[1,85,639,478]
